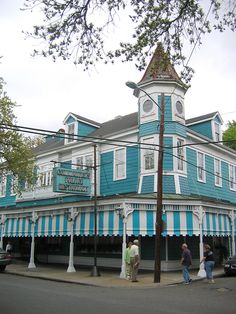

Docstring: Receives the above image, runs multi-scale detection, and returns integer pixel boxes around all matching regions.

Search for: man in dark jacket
[180,243,192,284]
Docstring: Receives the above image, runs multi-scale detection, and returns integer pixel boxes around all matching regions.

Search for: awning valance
[1,206,233,237]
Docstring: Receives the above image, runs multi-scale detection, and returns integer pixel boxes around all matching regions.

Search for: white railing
[16,185,58,200]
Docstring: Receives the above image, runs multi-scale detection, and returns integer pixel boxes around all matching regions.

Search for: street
[0,274,235,314]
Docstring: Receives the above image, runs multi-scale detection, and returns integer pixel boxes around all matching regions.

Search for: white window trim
[65,122,77,144]
[141,136,156,174]
[212,120,222,142]
[10,176,17,196]
[37,164,53,188]
[229,164,236,191]
[214,158,222,187]
[197,151,206,183]
[175,137,186,174]
[75,154,93,170]
[113,147,126,181]
[0,176,6,197]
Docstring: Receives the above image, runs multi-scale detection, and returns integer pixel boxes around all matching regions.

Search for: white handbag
[197,262,206,278]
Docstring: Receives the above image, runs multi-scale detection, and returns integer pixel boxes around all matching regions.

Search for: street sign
[53,167,90,195]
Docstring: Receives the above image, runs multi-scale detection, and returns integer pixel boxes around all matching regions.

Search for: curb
[4,268,225,289]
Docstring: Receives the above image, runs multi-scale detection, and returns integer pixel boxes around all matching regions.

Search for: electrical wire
[0,122,235,185]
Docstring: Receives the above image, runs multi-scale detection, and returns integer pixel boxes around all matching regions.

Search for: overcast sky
[1,0,236,134]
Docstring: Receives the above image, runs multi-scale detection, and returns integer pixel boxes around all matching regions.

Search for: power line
[1,122,236,151]
[1,123,235,185]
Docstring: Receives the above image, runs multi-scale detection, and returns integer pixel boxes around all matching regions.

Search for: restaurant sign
[53,167,90,195]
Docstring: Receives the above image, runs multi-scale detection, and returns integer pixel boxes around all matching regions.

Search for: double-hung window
[114,148,126,180]
[67,123,75,143]
[177,138,185,171]
[76,154,93,180]
[214,158,222,186]
[229,164,236,190]
[76,155,93,169]
[143,137,154,171]
[0,176,6,197]
[37,165,53,187]
[214,122,220,142]
[197,152,205,182]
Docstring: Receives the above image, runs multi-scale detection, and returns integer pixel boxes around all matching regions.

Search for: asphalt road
[0,274,235,314]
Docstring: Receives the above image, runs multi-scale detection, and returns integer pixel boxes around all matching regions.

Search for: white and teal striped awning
[203,212,232,236]
[0,206,234,238]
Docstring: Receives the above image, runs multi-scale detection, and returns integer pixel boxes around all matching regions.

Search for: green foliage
[223,120,236,150]
[0,78,35,193]
[23,0,236,83]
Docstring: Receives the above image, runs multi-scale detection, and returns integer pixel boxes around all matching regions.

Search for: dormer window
[67,123,75,143]
[214,122,221,142]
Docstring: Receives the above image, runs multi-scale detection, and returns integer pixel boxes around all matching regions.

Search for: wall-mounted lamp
[115,207,124,218]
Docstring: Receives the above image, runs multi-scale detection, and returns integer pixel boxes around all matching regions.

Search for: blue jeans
[205,261,215,279]
[182,265,190,283]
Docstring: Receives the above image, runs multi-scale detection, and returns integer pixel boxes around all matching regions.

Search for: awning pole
[28,212,38,269]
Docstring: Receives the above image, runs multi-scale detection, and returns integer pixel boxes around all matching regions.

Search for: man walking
[180,243,192,284]
[130,239,140,282]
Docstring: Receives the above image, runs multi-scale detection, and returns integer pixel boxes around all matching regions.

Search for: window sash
[143,138,154,171]
[177,139,184,171]
[214,122,220,141]
[37,165,53,187]
[214,159,222,186]
[0,176,6,196]
[229,164,236,190]
[68,123,75,142]
[114,148,126,179]
[197,152,205,181]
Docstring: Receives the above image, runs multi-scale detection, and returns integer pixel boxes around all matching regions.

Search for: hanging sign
[53,167,90,195]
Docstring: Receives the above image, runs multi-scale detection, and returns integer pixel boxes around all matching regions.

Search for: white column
[120,217,127,279]
[0,215,7,250]
[117,203,134,279]
[193,206,205,261]
[28,212,38,269]
[67,208,78,273]
[229,211,236,255]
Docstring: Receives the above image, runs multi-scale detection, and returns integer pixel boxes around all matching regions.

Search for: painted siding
[16,194,90,208]
[188,121,213,139]
[78,121,98,137]
[164,121,186,137]
[65,116,76,124]
[187,148,236,203]
[139,121,158,137]
[163,137,173,171]
[141,175,154,193]
[100,146,139,196]
[163,175,176,194]
[0,175,15,208]
[179,176,191,195]
[158,95,172,121]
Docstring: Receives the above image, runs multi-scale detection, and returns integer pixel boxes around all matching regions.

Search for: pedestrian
[6,241,13,254]
[180,243,192,284]
[201,244,215,283]
[125,241,132,280]
[130,239,140,282]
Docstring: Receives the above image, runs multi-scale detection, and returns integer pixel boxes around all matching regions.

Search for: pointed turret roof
[139,43,186,88]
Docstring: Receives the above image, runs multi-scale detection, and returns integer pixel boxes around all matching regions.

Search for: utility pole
[91,144,100,276]
[125,81,165,283]
[154,93,165,283]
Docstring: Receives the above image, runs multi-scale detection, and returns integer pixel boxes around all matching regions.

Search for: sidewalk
[4,260,224,288]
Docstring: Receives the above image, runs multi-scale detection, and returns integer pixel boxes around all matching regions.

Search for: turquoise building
[0,45,235,271]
